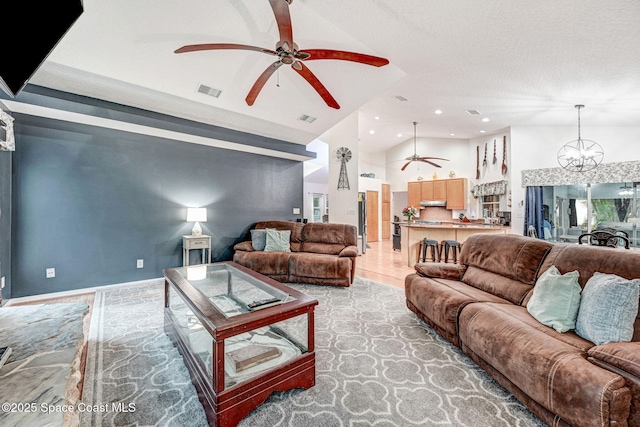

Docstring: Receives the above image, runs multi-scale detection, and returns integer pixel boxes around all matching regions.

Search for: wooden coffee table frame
[163,261,317,427]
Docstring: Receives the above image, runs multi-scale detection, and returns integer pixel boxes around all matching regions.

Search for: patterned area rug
[82,277,545,427]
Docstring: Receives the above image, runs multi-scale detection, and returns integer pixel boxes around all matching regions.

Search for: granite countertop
[400,222,508,230]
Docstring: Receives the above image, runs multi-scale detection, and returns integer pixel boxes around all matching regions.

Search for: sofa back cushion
[540,243,640,342]
[255,221,304,251]
[300,223,357,255]
[460,234,553,304]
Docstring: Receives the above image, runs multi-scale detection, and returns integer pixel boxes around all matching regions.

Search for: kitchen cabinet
[446,178,467,209]
[408,181,421,208]
[407,178,468,210]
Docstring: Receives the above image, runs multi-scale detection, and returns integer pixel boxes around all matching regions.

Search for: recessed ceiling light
[397,133,403,137]
[480,130,486,133]
[394,95,408,101]
[482,117,490,122]
[434,109,442,115]
[450,133,455,136]
[369,130,375,135]
[374,116,380,120]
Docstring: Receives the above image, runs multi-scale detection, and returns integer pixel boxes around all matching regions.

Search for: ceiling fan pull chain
[276,68,280,87]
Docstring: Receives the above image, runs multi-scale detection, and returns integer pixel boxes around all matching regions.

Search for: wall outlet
[46,268,56,278]
[137,259,144,269]
[1,277,4,289]
[292,207,301,215]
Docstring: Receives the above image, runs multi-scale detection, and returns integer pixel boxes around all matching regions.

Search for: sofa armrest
[415,263,467,281]
[339,246,358,258]
[588,342,640,378]
[233,241,254,252]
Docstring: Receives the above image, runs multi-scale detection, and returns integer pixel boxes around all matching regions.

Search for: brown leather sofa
[405,233,640,427]
[233,220,358,286]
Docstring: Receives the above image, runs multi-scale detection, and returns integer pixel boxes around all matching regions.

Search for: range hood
[419,200,447,207]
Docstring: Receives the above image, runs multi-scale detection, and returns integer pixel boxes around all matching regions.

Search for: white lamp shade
[187,207,207,223]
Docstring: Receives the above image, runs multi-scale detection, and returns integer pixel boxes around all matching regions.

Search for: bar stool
[440,240,461,263]
[418,238,440,262]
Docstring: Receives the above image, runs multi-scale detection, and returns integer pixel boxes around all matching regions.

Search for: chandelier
[557,105,604,172]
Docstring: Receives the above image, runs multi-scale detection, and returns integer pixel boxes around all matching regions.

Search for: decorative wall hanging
[336,147,351,190]
[0,110,15,151]
[557,105,604,172]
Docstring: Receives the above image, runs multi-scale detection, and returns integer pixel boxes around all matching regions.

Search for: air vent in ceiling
[197,84,222,98]
[466,109,481,115]
[394,95,408,101]
[298,114,317,123]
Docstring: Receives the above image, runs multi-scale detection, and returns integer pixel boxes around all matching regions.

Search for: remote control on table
[247,297,281,309]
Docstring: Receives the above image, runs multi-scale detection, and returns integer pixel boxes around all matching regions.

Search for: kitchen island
[400,222,508,266]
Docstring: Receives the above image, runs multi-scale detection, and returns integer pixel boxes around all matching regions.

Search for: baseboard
[5,277,164,306]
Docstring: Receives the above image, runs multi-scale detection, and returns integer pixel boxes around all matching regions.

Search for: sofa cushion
[459,302,628,427]
[460,234,553,304]
[527,265,582,333]
[461,234,554,285]
[288,252,352,279]
[541,243,640,342]
[255,221,304,252]
[405,274,511,342]
[575,272,640,345]
[250,229,268,251]
[264,229,291,252]
[300,223,357,255]
[232,251,291,276]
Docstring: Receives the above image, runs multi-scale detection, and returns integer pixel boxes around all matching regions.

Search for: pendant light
[557,105,604,172]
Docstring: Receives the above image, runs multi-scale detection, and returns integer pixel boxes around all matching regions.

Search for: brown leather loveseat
[233,220,358,286]
[405,233,640,427]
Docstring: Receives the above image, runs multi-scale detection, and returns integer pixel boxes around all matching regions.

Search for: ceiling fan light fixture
[557,105,604,172]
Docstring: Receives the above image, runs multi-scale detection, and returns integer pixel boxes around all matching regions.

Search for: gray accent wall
[7,87,307,297]
[0,151,11,301]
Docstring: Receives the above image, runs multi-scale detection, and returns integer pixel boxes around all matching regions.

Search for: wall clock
[336,147,352,190]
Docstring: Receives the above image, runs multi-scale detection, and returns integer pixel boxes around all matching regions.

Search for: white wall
[358,151,386,182]
[510,126,640,234]
[385,136,471,192]
[322,113,359,228]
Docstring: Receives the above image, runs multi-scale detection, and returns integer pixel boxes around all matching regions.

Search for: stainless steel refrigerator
[358,192,367,254]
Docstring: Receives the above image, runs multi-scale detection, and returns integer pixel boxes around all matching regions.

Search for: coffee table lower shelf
[165,312,315,427]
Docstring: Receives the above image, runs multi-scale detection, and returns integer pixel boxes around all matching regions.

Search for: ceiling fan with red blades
[401,122,449,171]
[174,0,389,109]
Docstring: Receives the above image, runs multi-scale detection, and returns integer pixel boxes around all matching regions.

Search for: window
[545,182,638,247]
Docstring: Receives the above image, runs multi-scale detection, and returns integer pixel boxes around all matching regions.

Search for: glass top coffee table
[164,261,318,427]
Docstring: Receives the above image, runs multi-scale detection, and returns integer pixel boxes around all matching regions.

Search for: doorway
[366,190,379,242]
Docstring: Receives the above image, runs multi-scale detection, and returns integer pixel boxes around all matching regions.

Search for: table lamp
[187,207,207,236]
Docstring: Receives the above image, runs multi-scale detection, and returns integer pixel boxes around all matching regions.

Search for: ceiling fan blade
[301,49,389,67]
[420,159,443,168]
[245,61,283,106]
[175,43,277,56]
[418,157,449,161]
[292,61,340,109]
[268,0,294,48]
[401,161,412,171]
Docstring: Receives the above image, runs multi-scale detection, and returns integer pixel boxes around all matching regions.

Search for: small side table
[182,235,211,266]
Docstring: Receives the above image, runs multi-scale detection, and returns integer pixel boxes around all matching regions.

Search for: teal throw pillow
[527,265,582,333]
[264,229,291,252]
[250,229,268,251]
[575,273,640,345]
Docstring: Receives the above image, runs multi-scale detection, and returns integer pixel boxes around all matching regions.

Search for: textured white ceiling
[28,0,640,154]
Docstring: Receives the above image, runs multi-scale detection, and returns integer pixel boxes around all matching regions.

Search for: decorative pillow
[575,272,640,345]
[264,229,291,252]
[527,265,582,333]
[250,229,268,251]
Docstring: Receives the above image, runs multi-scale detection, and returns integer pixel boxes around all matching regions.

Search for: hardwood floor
[355,239,415,289]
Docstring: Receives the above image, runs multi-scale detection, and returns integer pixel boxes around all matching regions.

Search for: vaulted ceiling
[26,0,640,154]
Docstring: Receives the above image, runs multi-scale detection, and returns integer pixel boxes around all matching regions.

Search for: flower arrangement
[402,205,418,222]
